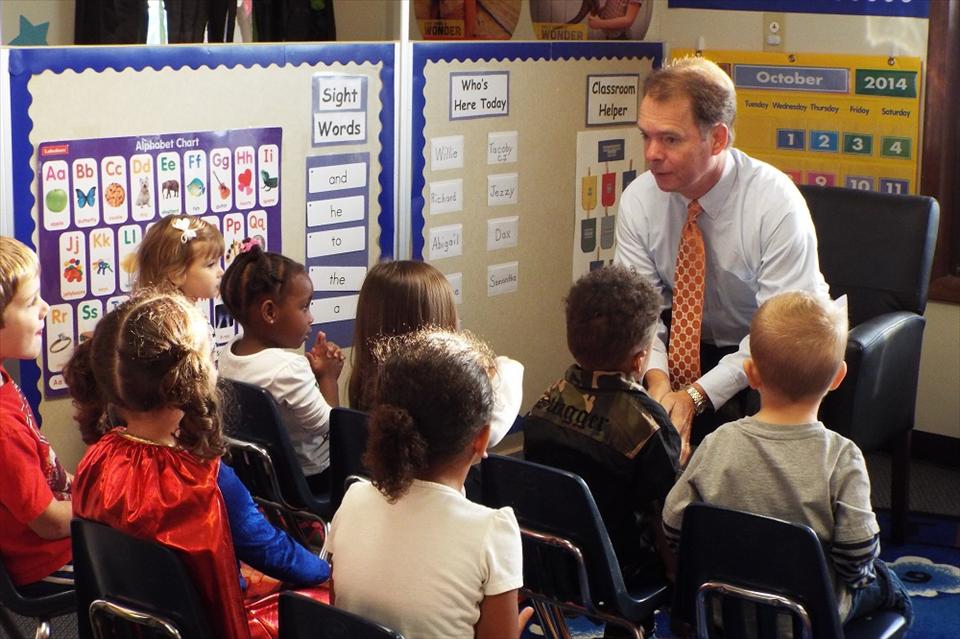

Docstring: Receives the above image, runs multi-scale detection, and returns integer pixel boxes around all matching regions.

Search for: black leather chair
[480,454,668,639]
[278,591,403,639]
[221,378,333,548]
[799,185,939,545]
[71,519,213,639]
[673,503,907,639]
[0,559,74,639]
[328,407,370,512]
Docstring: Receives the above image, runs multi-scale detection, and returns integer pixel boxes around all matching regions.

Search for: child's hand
[305,331,345,381]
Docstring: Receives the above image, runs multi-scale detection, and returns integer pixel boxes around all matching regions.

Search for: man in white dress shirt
[615,57,828,451]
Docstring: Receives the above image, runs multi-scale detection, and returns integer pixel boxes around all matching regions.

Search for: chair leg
[890,430,911,545]
[0,607,29,639]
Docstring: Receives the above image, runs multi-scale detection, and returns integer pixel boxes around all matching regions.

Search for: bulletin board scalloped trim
[409,40,663,259]
[8,43,396,417]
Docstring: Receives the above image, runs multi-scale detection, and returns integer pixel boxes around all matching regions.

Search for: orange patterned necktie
[668,199,706,390]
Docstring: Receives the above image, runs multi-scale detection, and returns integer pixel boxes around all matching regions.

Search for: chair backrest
[71,519,212,639]
[279,591,403,639]
[799,185,939,326]
[221,378,330,515]
[328,407,370,511]
[480,454,627,615]
[673,503,845,639]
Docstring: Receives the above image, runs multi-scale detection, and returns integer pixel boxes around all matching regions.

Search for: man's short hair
[643,56,736,145]
[566,265,660,371]
[750,291,848,401]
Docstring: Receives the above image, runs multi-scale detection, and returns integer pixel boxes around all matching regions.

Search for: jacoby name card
[431,135,464,171]
[429,179,463,215]
[487,261,519,297]
[450,71,509,120]
[488,173,518,206]
[487,216,518,251]
[488,131,517,164]
[429,224,463,260]
[586,74,639,126]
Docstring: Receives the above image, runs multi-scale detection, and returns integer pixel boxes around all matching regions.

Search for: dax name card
[587,74,639,126]
[487,216,518,251]
[450,71,509,120]
[487,261,518,296]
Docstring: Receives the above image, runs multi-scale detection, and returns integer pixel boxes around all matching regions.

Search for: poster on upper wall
[530,0,654,41]
[414,0,522,39]
[36,127,283,396]
[673,50,922,195]
[667,0,929,18]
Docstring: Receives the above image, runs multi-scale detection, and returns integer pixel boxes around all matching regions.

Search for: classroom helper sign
[673,50,921,195]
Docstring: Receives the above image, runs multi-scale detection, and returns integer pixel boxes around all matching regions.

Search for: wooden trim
[921,0,960,303]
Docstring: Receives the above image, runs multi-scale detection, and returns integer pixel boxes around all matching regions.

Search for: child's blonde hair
[0,237,40,325]
[135,215,224,291]
[750,291,848,401]
[64,290,224,459]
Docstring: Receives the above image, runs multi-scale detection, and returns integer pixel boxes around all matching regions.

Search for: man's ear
[828,361,848,391]
[710,123,729,155]
[743,357,762,390]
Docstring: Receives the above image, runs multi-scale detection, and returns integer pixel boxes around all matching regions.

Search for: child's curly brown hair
[64,290,225,459]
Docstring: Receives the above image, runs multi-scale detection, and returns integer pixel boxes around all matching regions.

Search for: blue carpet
[522,511,960,638]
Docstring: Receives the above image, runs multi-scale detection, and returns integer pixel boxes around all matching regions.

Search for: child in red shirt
[0,236,73,594]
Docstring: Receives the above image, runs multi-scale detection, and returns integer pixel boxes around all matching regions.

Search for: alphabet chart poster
[35,128,283,396]
[411,41,662,409]
[674,50,922,194]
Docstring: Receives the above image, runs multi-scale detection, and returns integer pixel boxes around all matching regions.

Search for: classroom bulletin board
[8,44,396,466]
[411,41,661,409]
[674,50,922,195]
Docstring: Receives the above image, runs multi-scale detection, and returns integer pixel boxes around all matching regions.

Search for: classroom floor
[5,452,959,639]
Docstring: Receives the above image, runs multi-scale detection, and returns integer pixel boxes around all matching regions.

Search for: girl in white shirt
[327,328,528,639]
[218,245,344,492]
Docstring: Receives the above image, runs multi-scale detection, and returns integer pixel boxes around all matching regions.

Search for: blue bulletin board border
[666,0,929,18]
[410,41,663,259]
[8,43,396,418]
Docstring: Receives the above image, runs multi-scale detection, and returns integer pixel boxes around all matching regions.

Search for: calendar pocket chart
[673,50,922,195]
[36,128,283,396]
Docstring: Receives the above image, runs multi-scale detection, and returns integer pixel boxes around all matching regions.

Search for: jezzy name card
[450,71,509,120]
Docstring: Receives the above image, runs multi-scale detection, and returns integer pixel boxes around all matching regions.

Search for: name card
[310,294,359,324]
[308,162,367,193]
[445,272,463,304]
[308,194,365,227]
[309,266,368,292]
[487,261,519,297]
[429,179,463,215]
[450,71,509,120]
[488,131,517,164]
[306,225,366,258]
[488,173,518,206]
[586,74,639,126]
[487,216,518,251]
[429,224,463,260]
[431,135,465,171]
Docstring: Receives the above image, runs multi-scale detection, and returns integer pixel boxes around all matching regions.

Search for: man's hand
[661,389,695,465]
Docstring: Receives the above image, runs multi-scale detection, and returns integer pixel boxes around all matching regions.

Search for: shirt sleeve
[615,192,670,377]
[488,356,524,447]
[482,507,524,596]
[828,444,880,587]
[697,183,827,408]
[218,463,330,585]
[0,417,57,525]
[275,356,332,434]
[661,440,709,551]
